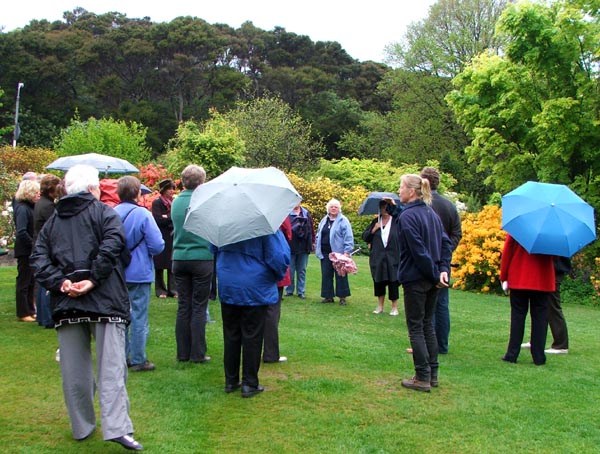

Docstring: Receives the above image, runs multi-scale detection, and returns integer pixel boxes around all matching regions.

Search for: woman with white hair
[14,179,40,321]
[315,198,354,305]
[31,164,143,451]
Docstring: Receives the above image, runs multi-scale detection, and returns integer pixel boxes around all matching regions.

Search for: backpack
[291,213,310,239]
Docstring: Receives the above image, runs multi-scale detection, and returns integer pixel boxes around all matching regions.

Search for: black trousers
[548,273,569,349]
[402,279,439,381]
[221,303,267,388]
[263,288,283,362]
[155,267,176,296]
[505,289,549,365]
[173,260,213,362]
[16,256,35,318]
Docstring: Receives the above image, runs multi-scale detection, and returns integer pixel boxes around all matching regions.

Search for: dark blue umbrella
[501,181,596,257]
[358,192,401,215]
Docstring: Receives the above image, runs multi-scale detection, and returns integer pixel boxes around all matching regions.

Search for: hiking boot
[129,361,156,372]
[430,376,439,388]
[401,376,431,392]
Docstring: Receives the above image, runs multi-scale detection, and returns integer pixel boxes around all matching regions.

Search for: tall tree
[386,0,511,77]
[225,95,324,172]
[446,0,600,209]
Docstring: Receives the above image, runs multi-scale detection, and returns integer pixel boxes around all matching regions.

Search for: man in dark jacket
[31,164,143,451]
[420,167,462,354]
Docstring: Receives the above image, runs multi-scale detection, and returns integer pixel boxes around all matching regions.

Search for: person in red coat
[500,234,555,365]
[262,217,292,363]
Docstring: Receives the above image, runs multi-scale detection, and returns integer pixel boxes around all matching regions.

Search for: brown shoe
[19,316,36,322]
[401,377,431,392]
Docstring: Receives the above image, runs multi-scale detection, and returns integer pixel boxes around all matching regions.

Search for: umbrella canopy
[358,191,401,215]
[184,166,302,247]
[501,181,596,257]
[46,153,139,174]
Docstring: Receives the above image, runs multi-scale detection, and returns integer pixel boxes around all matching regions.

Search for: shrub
[0,145,57,175]
[452,205,506,294]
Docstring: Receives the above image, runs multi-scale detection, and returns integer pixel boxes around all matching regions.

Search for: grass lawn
[1,255,599,453]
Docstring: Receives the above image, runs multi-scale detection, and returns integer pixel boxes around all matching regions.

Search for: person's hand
[60,279,73,294]
[502,281,509,294]
[67,280,95,298]
[382,196,396,206]
[437,272,449,288]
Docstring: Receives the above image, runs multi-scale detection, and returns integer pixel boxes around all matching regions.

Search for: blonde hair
[15,180,40,202]
[401,174,432,205]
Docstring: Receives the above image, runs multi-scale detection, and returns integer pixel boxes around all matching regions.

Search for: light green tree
[446,0,600,209]
[162,110,245,178]
[54,115,151,166]
[224,95,324,172]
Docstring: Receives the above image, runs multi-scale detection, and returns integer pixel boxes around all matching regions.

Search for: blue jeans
[287,253,309,296]
[126,283,151,366]
[432,286,450,354]
[402,279,439,381]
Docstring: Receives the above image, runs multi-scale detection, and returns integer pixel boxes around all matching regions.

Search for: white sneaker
[278,356,288,362]
[521,342,531,349]
[545,348,568,354]
[389,309,399,316]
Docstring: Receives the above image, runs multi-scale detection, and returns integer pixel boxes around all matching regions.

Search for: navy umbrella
[358,192,401,215]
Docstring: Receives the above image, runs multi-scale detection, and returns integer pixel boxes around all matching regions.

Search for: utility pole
[12,82,24,148]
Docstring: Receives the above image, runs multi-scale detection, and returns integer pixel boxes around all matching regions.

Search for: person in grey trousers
[31,164,143,451]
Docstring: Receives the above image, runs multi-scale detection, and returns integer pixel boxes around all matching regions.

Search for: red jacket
[278,217,292,287]
[500,234,555,292]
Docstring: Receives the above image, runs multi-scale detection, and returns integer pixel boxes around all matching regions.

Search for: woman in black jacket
[362,200,401,316]
[13,179,40,321]
[152,179,176,298]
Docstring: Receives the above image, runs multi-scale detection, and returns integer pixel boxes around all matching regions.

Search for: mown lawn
[0,255,598,453]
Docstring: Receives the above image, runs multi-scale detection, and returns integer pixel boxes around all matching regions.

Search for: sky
[1,0,437,63]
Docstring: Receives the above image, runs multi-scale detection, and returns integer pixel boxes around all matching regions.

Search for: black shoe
[320,298,334,304]
[241,385,264,398]
[191,356,211,363]
[285,293,293,297]
[430,377,439,388]
[501,356,516,363]
[109,434,143,451]
[298,294,306,299]
[339,298,346,306]
[129,361,155,372]
[225,382,242,393]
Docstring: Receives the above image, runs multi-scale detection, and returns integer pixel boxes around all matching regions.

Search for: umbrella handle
[350,248,362,256]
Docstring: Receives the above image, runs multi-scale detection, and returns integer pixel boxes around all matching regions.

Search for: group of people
[14,161,572,450]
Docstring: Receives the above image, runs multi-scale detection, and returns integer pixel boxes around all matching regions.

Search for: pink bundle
[328,252,358,277]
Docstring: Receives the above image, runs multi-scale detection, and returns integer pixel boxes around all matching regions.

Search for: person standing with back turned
[420,167,462,354]
[397,174,452,392]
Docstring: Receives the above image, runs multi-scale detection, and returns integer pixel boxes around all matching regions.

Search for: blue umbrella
[358,192,400,215]
[501,181,596,257]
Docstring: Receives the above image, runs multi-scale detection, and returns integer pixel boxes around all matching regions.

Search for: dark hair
[117,175,141,202]
[420,166,440,190]
[40,174,61,197]
[158,179,176,194]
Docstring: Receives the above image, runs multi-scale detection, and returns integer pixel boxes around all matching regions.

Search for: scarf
[160,194,173,211]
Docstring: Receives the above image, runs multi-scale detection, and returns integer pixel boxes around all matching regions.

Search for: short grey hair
[64,164,100,195]
[181,164,206,190]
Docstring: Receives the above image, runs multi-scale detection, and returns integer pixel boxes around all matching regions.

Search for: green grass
[1,255,599,453]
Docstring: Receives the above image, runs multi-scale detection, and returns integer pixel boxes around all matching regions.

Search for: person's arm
[361,218,378,243]
[89,206,126,286]
[449,209,462,251]
[143,211,166,256]
[14,204,33,251]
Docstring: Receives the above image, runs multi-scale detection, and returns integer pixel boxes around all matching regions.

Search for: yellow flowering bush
[452,205,506,294]
[589,257,600,305]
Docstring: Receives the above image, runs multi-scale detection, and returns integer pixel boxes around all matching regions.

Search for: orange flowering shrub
[138,163,173,189]
[452,205,506,294]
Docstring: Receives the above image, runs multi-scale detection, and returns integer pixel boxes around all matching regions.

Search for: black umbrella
[358,192,400,215]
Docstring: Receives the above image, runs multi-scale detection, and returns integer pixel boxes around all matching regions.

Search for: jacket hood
[56,191,96,218]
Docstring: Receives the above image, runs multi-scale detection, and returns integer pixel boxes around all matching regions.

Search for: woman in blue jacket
[315,199,354,305]
[212,231,290,398]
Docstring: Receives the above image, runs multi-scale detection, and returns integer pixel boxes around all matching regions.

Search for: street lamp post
[12,82,24,148]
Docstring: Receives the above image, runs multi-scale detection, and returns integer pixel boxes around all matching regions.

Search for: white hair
[64,164,99,195]
[326,198,342,212]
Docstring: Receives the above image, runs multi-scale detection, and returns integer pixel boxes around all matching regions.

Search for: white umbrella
[184,166,302,247]
[46,152,139,174]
